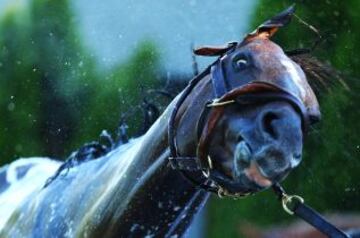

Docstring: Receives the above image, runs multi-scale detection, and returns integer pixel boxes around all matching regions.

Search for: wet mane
[43,83,185,188]
[290,53,349,94]
[43,133,115,187]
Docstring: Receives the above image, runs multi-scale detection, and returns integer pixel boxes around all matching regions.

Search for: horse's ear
[194,42,237,56]
[245,4,295,40]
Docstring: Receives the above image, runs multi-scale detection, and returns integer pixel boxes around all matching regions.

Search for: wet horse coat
[0,103,209,237]
[0,6,323,238]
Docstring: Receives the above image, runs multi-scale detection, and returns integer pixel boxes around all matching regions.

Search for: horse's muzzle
[232,101,303,190]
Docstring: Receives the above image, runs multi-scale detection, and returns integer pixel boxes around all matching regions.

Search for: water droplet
[345,187,354,192]
[7,102,15,111]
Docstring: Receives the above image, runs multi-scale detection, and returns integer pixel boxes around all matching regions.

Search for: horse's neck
[1,79,212,238]
[81,93,210,237]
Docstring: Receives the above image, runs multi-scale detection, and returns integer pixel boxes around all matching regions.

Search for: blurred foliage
[75,41,161,145]
[208,1,360,237]
[0,0,161,163]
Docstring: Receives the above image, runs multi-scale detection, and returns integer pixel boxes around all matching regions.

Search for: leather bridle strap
[168,44,237,178]
[211,57,228,97]
[168,61,219,193]
[273,183,350,238]
[168,45,239,192]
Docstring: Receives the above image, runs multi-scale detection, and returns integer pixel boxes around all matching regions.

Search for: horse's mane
[43,81,186,188]
[290,54,349,94]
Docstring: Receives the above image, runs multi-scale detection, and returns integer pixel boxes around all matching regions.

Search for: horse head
[170,5,321,196]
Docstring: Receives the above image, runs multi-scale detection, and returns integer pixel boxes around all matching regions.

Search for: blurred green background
[208,1,360,237]
[0,0,162,161]
[0,0,359,237]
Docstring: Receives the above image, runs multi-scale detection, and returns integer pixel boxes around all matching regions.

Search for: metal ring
[282,194,304,215]
[217,187,225,198]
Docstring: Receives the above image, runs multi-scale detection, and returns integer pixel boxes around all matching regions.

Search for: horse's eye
[235,58,248,70]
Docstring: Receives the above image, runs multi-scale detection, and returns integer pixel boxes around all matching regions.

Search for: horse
[0,6,326,237]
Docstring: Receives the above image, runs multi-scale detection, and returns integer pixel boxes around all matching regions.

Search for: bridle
[167,42,310,198]
[167,42,350,237]
[166,4,350,235]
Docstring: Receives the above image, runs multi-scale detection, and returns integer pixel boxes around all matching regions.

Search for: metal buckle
[217,186,251,199]
[207,98,235,107]
[282,194,304,215]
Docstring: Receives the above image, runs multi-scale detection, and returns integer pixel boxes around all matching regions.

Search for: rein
[167,46,350,237]
[273,183,349,238]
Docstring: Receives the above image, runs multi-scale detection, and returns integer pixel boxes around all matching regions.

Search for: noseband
[168,43,310,197]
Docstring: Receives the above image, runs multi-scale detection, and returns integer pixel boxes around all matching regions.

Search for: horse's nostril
[261,112,279,139]
[235,141,251,163]
[237,134,244,143]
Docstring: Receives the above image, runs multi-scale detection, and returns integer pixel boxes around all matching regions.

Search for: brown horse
[0,6,332,238]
